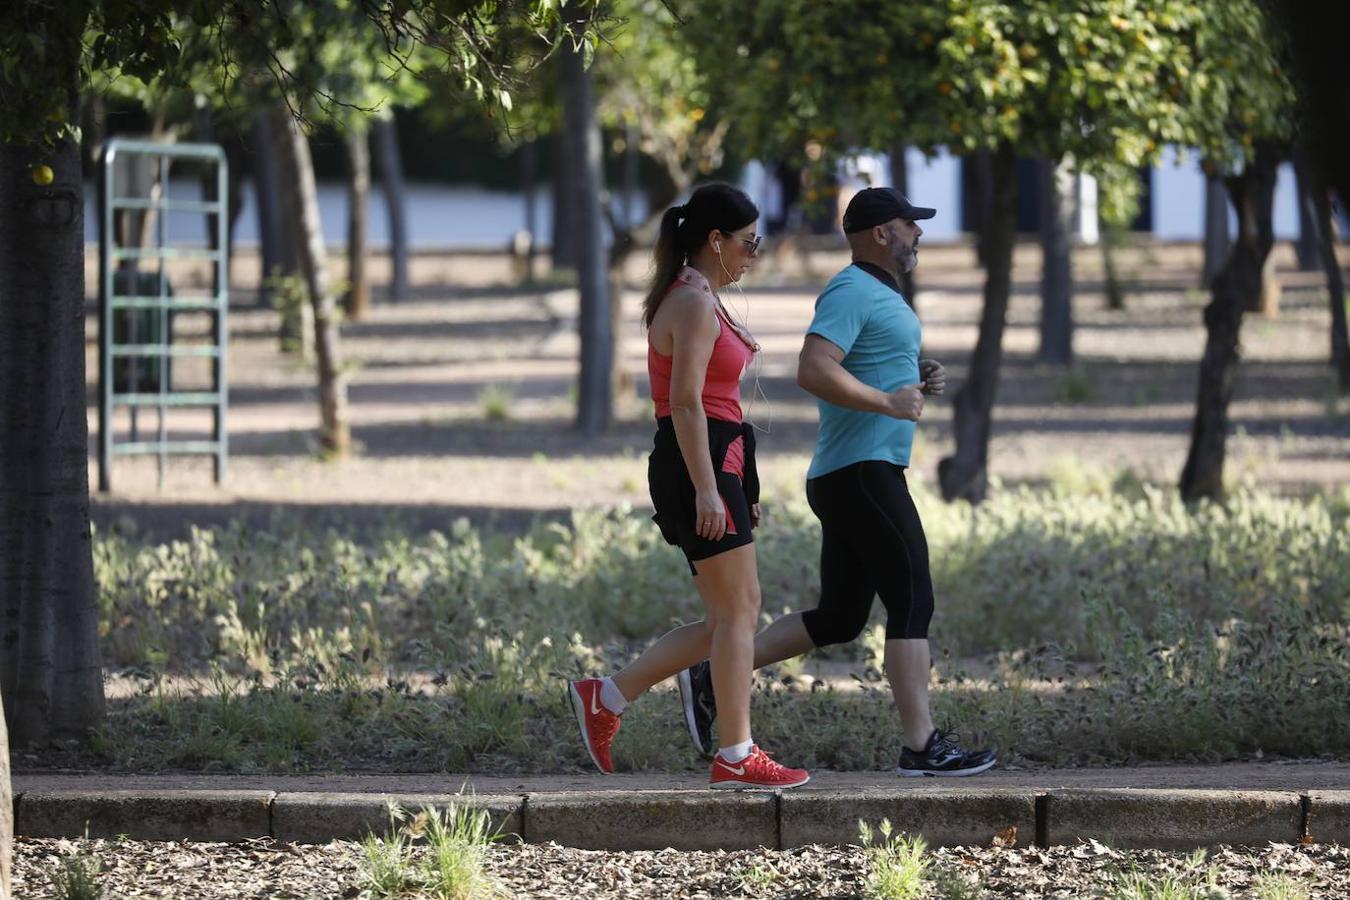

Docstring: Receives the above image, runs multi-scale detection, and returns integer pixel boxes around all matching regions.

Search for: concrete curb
[271,792,523,845]
[525,790,776,851]
[1305,791,1350,846]
[17,790,274,842]
[13,786,1342,850]
[1045,789,1303,850]
[780,788,1038,849]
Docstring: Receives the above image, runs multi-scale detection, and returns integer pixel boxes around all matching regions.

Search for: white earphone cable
[716,246,772,435]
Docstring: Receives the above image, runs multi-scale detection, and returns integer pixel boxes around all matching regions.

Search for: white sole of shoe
[567,682,611,775]
[710,773,811,790]
[895,758,997,778]
[676,668,710,757]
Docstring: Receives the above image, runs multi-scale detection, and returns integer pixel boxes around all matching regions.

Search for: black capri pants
[800,460,935,644]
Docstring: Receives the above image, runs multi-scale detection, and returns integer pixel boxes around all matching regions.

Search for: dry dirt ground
[16,836,1350,899]
[87,241,1350,538]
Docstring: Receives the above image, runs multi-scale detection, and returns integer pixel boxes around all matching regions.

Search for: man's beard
[896,244,918,273]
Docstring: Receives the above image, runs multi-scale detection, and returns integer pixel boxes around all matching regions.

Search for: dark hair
[642,182,758,327]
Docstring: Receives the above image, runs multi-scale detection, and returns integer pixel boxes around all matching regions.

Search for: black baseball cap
[842,187,936,233]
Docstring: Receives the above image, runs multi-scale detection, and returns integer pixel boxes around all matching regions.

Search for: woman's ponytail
[642,204,688,328]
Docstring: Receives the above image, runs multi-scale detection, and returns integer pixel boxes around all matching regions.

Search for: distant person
[676,188,997,778]
[768,160,801,236]
[567,184,810,790]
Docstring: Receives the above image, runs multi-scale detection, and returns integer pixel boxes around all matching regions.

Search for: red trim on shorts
[722,495,737,535]
[721,435,745,479]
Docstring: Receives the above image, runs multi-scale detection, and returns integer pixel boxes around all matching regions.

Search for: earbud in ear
[714,242,722,254]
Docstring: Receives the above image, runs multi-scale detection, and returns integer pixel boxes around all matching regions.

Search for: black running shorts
[648,416,759,575]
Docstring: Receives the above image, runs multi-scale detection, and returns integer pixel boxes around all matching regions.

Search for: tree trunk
[889,142,916,305]
[604,206,637,403]
[1319,202,1350,394]
[609,265,630,403]
[968,150,995,269]
[194,108,243,304]
[372,115,408,301]
[213,128,247,301]
[521,139,538,284]
[264,112,310,357]
[129,115,170,253]
[344,127,371,321]
[2,693,11,899]
[552,130,578,271]
[252,111,284,309]
[607,120,639,394]
[1250,150,1286,318]
[1179,146,1279,503]
[0,132,105,746]
[938,145,1016,504]
[113,130,158,300]
[1293,154,1321,272]
[271,104,350,457]
[78,91,104,174]
[1102,223,1126,310]
[1256,250,1281,317]
[1293,148,1350,391]
[224,135,246,270]
[1202,172,1231,288]
[1038,156,1075,364]
[561,10,612,435]
[1,690,10,895]
[622,119,639,230]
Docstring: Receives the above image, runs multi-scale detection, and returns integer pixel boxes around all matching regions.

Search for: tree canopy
[679,0,1293,218]
[0,0,606,146]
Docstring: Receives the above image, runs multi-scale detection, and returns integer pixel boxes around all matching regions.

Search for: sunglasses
[721,230,762,255]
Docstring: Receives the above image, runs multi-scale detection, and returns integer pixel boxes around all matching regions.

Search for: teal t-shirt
[805,263,922,478]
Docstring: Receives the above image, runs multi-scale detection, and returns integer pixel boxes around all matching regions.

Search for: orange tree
[0,0,604,747]
[681,0,1290,504]
[1175,1,1296,500]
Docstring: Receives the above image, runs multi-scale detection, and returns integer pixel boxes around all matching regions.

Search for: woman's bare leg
[611,544,760,745]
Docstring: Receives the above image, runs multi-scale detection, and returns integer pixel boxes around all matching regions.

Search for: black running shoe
[677,659,717,758]
[896,728,997,777]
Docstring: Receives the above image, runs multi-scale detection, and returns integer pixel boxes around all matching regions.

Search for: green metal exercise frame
[98,139,229,491]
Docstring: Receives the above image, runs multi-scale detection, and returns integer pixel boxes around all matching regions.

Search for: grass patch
[1252,873,1312,900]
[478,384,514,421]
[52,849,104,900]
[929,864,985,900]
[360,800,503,899]
[859,819,928,900]
[1055,368,1098,404]
[1106,849,1227,900]
[80,482,1350,773]
[736,861,781,893]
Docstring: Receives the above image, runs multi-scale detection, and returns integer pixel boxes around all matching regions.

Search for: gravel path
[16,836,1350,898]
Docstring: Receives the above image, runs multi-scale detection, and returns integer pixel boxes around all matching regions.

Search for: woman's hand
[750,503,761,528]
[695,487,727,541]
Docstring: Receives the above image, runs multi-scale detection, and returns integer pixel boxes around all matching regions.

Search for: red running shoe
[709,745,810,790]
[568,678,621,774]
